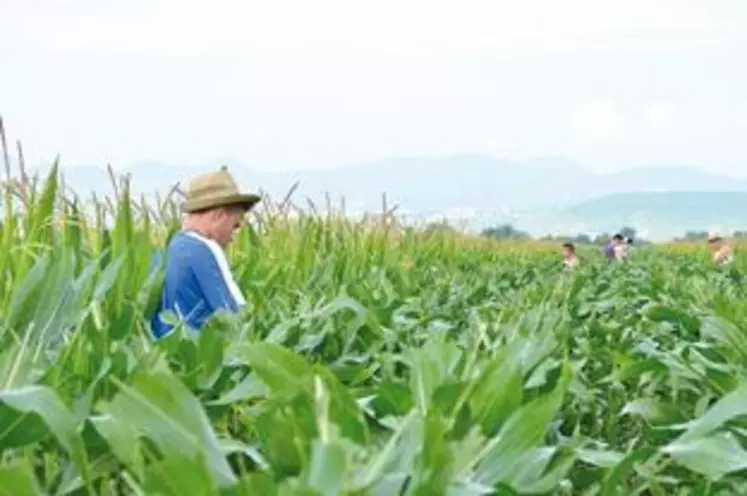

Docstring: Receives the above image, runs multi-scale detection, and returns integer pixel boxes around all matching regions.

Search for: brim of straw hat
[181,193,261,213]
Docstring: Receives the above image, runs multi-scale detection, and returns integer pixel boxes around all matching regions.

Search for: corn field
[2,146,747,494]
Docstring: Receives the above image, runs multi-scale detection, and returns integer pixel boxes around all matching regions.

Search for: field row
[1,168,747,495]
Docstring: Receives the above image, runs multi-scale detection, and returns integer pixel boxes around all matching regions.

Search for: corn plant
[1,143,747,494]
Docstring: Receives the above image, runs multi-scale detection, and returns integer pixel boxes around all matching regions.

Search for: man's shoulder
[166,231,214,259]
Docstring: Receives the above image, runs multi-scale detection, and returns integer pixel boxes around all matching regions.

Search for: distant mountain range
[22,155,747,240]
[562,191,747,240]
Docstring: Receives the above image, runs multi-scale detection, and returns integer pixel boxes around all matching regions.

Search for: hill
[563,191,747,239]
[40,156,747,214]
[19,156,747,239]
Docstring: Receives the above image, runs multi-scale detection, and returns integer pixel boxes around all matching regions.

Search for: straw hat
[707,231,722,242]
[181,166,261,213]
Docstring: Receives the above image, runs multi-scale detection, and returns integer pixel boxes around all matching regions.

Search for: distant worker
[562,242,579,268]
[150,166,261,338]
[603,233,627,261]
[708,231,733,265]
[623,236,634,257]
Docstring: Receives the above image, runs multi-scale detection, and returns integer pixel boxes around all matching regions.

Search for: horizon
[5,145,745,180]
[3,131,747,243]
[1,1,746,176]
[3,139,746,243]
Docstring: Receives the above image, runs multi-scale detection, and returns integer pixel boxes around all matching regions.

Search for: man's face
[211,206,246,246]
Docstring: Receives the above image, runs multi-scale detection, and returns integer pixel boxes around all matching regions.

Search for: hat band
[183,191,259,212]
[190,182,240,196]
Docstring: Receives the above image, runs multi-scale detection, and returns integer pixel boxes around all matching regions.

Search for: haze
[1,0,746,176]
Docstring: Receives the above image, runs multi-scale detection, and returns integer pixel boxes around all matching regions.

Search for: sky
[1,0,746,175]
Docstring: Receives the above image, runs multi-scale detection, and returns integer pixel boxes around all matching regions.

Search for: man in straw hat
[707,231,733,265]
[150,166,261,338]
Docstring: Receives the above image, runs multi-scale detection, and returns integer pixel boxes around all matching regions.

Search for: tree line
[479,224,647,245]
[424,220,747,244]
[675,230,747,241]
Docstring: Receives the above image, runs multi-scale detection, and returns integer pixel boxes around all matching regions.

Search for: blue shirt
[150,230,243,338]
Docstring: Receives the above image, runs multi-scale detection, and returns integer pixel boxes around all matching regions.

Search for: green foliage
[1,165,747,495]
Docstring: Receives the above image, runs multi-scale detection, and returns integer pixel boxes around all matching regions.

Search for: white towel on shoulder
[184,231,247,306]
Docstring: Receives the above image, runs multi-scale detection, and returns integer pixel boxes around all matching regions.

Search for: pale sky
[1,0,746,175]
